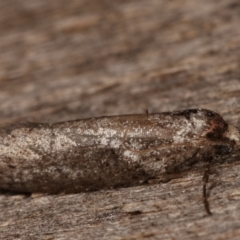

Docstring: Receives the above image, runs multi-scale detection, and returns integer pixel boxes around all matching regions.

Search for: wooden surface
[0,0,240,239]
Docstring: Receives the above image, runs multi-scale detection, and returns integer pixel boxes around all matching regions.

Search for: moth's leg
[165,149,214,215]
[202,157,213,215]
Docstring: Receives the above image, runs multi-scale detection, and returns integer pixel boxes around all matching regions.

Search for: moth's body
[0,109,239,193]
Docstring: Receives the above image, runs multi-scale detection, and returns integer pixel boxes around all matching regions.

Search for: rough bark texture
[0,0,240,239]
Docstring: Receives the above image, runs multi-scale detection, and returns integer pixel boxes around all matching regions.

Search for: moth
[0,109,239,213]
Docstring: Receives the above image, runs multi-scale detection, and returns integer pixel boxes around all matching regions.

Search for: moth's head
[213,125,240,155]
[188,109,240,153]
[185,109,228,140]
[205,112,240,155]
[223,124,240,145]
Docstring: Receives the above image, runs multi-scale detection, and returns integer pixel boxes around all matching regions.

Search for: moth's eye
[205,110,216,117]
[214,145,232,155]
[188,109,198,114]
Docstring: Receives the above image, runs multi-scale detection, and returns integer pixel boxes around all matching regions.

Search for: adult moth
[0,109,239,202]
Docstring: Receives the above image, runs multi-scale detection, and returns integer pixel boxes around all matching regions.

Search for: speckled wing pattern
[0,109,239,193]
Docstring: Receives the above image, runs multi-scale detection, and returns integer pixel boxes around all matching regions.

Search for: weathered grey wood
[0,0,240,239]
